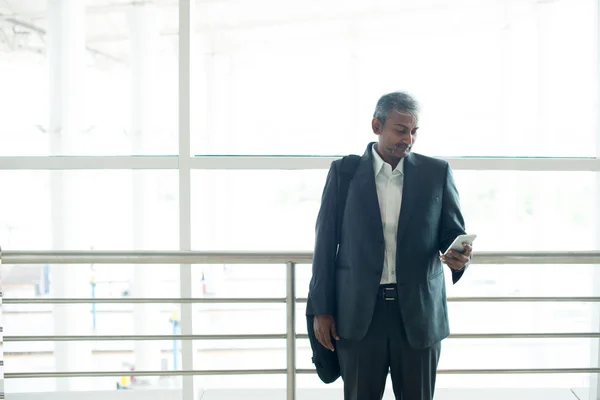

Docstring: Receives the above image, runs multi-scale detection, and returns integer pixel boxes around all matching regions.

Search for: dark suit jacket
[307,143,468,349]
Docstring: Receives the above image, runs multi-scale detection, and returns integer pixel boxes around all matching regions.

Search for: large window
[0,171,178,250]
[0,1,178,156]
[191,0,597,157]
[1,0,599,398]
[191,169,597,251]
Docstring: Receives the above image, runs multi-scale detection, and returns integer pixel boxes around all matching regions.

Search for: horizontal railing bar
[472,252,600,265]
[7,367,600,379]
[4,296,600,305]
[296,332,600,340]
[296,297,600,303]
[0,250,314,265]
[5,369,288,379]
[447,333,600,338]
[4,250,600,265]
[2,297,286,304]
[7,332,600,342]
[449,297,600,302]
[439,368,600,374]
[4,334,287,342]
[297,368,600,375]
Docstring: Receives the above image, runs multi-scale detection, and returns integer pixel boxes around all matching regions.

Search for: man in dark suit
[307,91,472,400]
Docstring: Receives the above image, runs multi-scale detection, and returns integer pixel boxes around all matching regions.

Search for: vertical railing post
[0,246,2,400]
[178,0,194,398]
[286,261,297,400]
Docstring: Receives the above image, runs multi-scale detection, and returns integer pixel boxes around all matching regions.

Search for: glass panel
[2,169,180,393]
[194,375,287,392]
[297,334,594,371]
[192,0,596,157]
[192,264,287,300]
[0,171,178,250]
[5,377,182,397]
[191,168,598,392]
[193,339,286,371]
[0,2,178,156]
[297,374,595,392]
[191,169,598,251]
[4,263,182,392]
[191,170,326,251]
[3,264,180,329]
[3,260,182,364]
[4,338,182,371]
[191,302,284,336]
[295,267,596,331]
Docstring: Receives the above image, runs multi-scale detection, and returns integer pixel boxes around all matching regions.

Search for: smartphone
[444,234,477,255]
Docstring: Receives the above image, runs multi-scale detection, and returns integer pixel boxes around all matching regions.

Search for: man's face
[372,110,419,160]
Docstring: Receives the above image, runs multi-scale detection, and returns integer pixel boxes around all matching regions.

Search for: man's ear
[372,117,382,135]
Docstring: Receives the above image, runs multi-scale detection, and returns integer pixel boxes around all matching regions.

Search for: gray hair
[373,91,420,127]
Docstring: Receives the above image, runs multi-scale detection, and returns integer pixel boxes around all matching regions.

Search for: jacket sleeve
[306,161,339,316]
[437,162,469,284]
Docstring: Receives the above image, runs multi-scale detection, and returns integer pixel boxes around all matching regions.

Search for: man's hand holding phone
[440,234,476,271]
[440,243,473,270]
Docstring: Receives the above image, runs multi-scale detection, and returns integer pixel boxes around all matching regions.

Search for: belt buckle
[383,287,396,301]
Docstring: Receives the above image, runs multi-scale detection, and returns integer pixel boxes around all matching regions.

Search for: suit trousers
[336,286,441,400]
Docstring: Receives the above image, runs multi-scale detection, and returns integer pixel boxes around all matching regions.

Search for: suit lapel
[396,153,419,244]
[354,144,384,241]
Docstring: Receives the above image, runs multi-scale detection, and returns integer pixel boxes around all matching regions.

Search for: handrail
[3,249,600,264]
[0,250,314,264]
[4,332,600,342]
[3,296,600,305]
[2,297,287,304]
[6,367,600,380]
[2,249,600,399]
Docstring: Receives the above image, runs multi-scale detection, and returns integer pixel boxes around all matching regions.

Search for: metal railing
[2,250,600,400]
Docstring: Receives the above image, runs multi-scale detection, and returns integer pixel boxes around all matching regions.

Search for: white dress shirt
[371,144,405,284]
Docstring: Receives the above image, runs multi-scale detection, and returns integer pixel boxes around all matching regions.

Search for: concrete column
[128,4,163,377]
[47,0,93,391]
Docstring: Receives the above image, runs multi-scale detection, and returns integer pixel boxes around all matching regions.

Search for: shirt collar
[371,143,404,176]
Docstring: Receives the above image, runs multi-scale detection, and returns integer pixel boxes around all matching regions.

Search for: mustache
[385,142,412,154]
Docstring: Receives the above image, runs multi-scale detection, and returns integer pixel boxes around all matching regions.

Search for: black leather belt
[379,284,397,301]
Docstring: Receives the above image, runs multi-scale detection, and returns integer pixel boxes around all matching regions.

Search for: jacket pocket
[428,269,443,281]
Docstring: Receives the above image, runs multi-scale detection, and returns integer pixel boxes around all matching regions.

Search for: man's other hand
[440,242,473,270]
[314,314,340,351]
